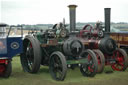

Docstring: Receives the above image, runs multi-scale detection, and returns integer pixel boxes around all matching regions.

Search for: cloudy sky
[1,0,128,25]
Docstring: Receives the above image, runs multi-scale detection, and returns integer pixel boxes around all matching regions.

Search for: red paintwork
[92,30,99,37]
[0,59,8,64]
[0,59,8,75]
[0,65,5,73]
[79,30,89,37]
[30,42,32,48]
[79,24,99,38]
[88,54,94,72]
[83,24,93,31]
[80,38,100,49]
[79,24,127,71]
[111,50,125,71]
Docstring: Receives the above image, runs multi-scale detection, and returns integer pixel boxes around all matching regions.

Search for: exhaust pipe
[68,5,77,32]
[104,8,111,32]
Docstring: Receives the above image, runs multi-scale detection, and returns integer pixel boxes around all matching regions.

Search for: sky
[1,0,128,25]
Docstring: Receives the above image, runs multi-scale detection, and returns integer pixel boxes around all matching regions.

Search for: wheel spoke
[111,49,127,71]
[25,42,35,71]
[56,69,63,79]
[88,60,94,72]
[54,56,63,79]
[28,62,33,70]
[116,51,120,58]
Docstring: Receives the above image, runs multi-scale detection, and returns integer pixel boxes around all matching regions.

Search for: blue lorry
[0,23,23,78]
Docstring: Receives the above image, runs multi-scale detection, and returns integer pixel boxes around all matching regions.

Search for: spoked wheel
[93,49,105,73]
[20,35,42,73]
[111,48,128,71]
[24,42,34,71]
[80,49,98,77]
[0,60,12,78]
[49,51,67,81]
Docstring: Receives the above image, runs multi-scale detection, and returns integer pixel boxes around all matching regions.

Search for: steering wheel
[80,24,93,37]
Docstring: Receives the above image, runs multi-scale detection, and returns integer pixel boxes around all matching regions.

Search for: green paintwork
[36,33,46,43]
[34,31,87,65]
[66,58,88,65]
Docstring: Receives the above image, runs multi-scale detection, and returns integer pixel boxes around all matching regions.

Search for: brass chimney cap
[68,5,77,8]
[104,8,111,9]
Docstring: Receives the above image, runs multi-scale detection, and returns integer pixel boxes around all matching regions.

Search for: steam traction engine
[0,23,23,78]
[20,5,98,81]
[78,8,128,73]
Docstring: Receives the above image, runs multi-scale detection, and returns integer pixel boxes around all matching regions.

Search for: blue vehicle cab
[0,23,23,78]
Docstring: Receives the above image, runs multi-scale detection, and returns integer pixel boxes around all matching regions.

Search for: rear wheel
[80,49,98,77]
[111,48,128,71]
[93,50,105,73]
[49,51,67,81]
[20,35,42,73]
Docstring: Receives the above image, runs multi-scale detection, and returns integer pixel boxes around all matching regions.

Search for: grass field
[0,57,128,85]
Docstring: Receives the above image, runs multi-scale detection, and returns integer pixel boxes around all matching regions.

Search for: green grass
[0,57,128,85]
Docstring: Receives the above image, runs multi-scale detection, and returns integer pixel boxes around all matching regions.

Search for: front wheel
[49,51,67,81]
[93,49,105,73]
[111,48,128,71]
[80,49,98,77]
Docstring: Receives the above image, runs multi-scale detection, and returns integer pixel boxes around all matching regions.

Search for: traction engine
[20,5,98,81]
[78,8,128,73]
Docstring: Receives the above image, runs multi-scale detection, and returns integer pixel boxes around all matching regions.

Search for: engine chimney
[68,5,77,32]
[104,8,111,32]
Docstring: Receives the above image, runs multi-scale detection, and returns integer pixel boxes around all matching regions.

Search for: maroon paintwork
[78,24,128,71]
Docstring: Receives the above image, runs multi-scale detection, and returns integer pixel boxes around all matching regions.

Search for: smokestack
[104,8,111,32]
[68,5,77,32]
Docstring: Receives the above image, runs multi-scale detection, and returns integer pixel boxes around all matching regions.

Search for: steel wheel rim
[94,50,102,72]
